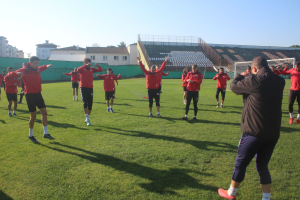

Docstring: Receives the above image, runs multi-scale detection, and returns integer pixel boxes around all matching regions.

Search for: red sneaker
[218,188,236,200]
[297,119,300,124]
[289,118,294,124]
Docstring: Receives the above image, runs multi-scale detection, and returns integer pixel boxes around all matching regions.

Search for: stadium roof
[50,45,86,51]
[86,47,129,54]
[48,54,86,62]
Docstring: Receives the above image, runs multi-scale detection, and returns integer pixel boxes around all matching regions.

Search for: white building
[127,43,138,65]
[49,45,86,61]
[36,40,57,60]
[18,50,24,58]
[0,36,8,57]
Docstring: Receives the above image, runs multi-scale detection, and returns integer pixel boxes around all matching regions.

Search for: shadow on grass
[95,127,237,153]
[41,142,219,194]
[0,119,6,124]
[94,102,132,107]
[280,126,300,133]
[0,190,13,200]
[16,116,88,130]
[46,105,67,109]
[0,108,54,116]
[120,98,148,102]
[199,108,242,114]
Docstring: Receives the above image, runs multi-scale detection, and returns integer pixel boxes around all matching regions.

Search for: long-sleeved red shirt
[97,74,121,92]
[156,71,169,85]
[273,70,281,76]
[281,67,300,91]
[77,65,103,88]
[184,71,203,92]
[213,73,230,89]
[64,71,80,82]
[4,73,21,93]
[8,63,48,94]
[0,74,3,87]
[139,61,166,89]
[182,73,188,87]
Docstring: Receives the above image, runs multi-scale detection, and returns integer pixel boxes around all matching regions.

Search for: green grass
[0,78,299,200]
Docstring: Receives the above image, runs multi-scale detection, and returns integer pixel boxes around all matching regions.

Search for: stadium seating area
[210,45,300,64]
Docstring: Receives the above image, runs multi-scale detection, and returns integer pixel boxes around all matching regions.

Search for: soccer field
[0,78,299,200]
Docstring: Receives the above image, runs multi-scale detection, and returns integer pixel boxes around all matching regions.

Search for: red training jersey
[139,61,166,89]
[97,74,121,92]
[4,73,21,93]
[64,71,80,82]
[77,65,103,88]
[273,70,281,76]
[156,70,169,85]
[213,73,230,89]
[8,63,48,94]
[182,73,188,87]
[184,71,203,92]
[281,67,300,91]
[0,74,3,87]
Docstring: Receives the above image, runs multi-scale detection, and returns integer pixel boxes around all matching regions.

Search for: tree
[107,45,116,47]
[118,41,126,48]
[290,45,300,48]
[92,43,100,47]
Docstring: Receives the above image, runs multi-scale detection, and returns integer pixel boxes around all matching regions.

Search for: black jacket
[231,67,285,139]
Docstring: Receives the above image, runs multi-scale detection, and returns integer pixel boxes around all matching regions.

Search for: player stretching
[155,65,169,100]
[218,56,285,200]
[137,57,169,117]
[182,64,203,120]
[213,67,230,108]
[182,68,189,104]
[270,66,282,75]
[0,73,4,101]
[279,62,300,124]
[96,68,121,113]
[77,58,103,126]
[4,67,22,117]
[63,68,80,101]
[7,56,55,143]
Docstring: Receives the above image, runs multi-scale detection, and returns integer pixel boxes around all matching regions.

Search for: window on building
[122,56,127,61]
[91,55,95,60]
[114,56,119,61]
[42,50,44,53]
[103,56,108,61]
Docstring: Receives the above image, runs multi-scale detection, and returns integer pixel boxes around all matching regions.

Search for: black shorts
[158,85,162,93]
[72,82,79,89]
[25,93,46,112]
[105,91,115,100]
[148,89,160,107]
[289,90,300,103]
[216,88,226,100]
[6,93,18,101]
[183,86,187,92]
[81,87,93,110]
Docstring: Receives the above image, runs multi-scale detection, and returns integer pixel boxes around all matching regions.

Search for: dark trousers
[185,91,198,116]
[216,88,226,101]
[232,133,278,184]
[81,87,93,110]
[289,90,300,114]
[148,89,160,107]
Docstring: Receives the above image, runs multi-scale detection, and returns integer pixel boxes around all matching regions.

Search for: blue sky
[1,0,299,57]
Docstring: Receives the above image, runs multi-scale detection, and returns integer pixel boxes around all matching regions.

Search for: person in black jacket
[218,56,285,200]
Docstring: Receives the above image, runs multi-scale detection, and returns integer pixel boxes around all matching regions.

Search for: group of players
[0,56,300,144]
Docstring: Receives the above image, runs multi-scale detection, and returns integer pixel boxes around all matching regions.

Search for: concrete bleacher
[209,44,300,64]
[143,43,217,71]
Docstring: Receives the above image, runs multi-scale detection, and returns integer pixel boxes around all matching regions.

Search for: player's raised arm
[213,73,219,80]
[96,74,105,79]
[137,57,148,74]
[162,71,169,76]
[157,58,170,72]
[115,74,122,79]
[94,63,103,72]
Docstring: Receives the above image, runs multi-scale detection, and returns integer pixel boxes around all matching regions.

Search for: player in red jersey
[4,67,22,117]
[182,68,189,104]
[77,58,103,126]
[0,73,4,101]
[63,68,80,101]
[137,57,169,117]
[182,64,203,120]
[270,66,282,76]
[155,65,169,100]
[278,62,300,124]
[96,68,121,113]
[7,56,55,143]
[213,67,230,108]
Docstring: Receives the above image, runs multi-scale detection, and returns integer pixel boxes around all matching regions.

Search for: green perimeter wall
[0,57,217,81]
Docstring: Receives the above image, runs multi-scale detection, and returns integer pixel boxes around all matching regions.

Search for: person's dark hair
[7,67,13,71]
[183,67,188,73]
[2,70,6,73]
[192,64,198,68]
[246,66,251,70]
[252,56,268,69]
[270,66,275,69]
[29,56,40,63]
[296,61,300,67]
[220,67,224,70]
[107,67,112,71]
[84,58,91,63]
